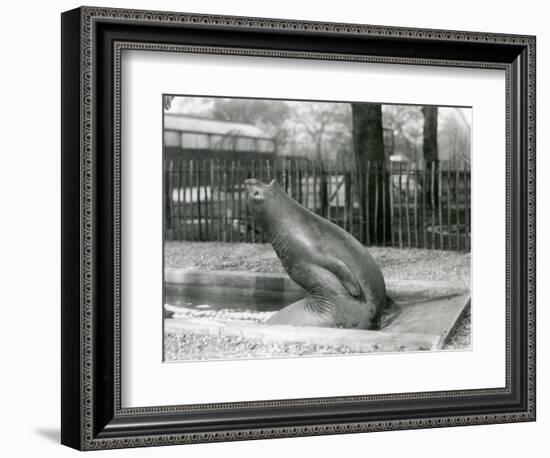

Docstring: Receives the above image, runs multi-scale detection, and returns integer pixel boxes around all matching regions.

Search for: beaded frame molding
[61,6,536,450]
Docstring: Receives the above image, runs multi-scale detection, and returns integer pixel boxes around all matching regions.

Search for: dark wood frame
[61,6,536,450]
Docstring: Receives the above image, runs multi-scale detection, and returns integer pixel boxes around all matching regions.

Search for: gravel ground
[165,242,470,287]
[165,333,365,361]
[164,301,471,361]
[164,241,471,360]
[444,308,472,350]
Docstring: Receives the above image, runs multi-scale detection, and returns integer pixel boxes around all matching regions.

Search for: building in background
[164,114,277,161]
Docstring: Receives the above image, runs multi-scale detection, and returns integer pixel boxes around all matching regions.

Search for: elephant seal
[245,178,390,330]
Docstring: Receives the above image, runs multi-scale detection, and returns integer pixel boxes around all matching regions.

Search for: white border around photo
[121,50,506,408]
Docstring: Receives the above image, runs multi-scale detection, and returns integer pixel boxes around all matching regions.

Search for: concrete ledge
[384,294,471,347]
[165,268,301,297]
[165,293,470,351]
[165,268,469,300]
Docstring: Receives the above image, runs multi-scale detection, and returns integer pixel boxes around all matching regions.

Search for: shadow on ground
[35,428,59,443]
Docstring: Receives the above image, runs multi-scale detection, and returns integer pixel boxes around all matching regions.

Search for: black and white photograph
[162,95,472,362]
[1,0,545,454]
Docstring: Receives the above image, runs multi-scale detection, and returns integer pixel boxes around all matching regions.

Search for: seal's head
[245,178,275,205]
[244,178,285,227]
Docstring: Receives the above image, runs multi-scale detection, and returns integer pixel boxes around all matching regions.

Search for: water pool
[165,285,303,312]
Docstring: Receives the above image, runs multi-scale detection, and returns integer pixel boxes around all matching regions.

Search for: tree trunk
[316,144,329,217]
[422,106,439,209]
[351,103,390,245]
[164,163,172,233]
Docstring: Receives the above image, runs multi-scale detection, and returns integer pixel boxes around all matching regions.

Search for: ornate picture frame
[61,6,536,450]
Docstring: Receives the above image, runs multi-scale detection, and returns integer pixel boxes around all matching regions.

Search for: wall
[0,0,545,456]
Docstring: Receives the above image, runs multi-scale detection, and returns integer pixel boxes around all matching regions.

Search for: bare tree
[294,104,338,216]
[351,103,391,243]
[290,102,350,160]
[422,106,439,208]
[382,105,423,161]
[163,95,175,110]
[211,98,291,152]
[439,109,471,164]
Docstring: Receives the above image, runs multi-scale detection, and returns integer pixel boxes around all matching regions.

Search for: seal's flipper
[266,298,333,327]
[317,256,363,299]
[378,296,401,329]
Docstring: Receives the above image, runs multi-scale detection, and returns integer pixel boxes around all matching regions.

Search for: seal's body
[245,178,388,330]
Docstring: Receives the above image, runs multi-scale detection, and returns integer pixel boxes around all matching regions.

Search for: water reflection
[165,285,303,312]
